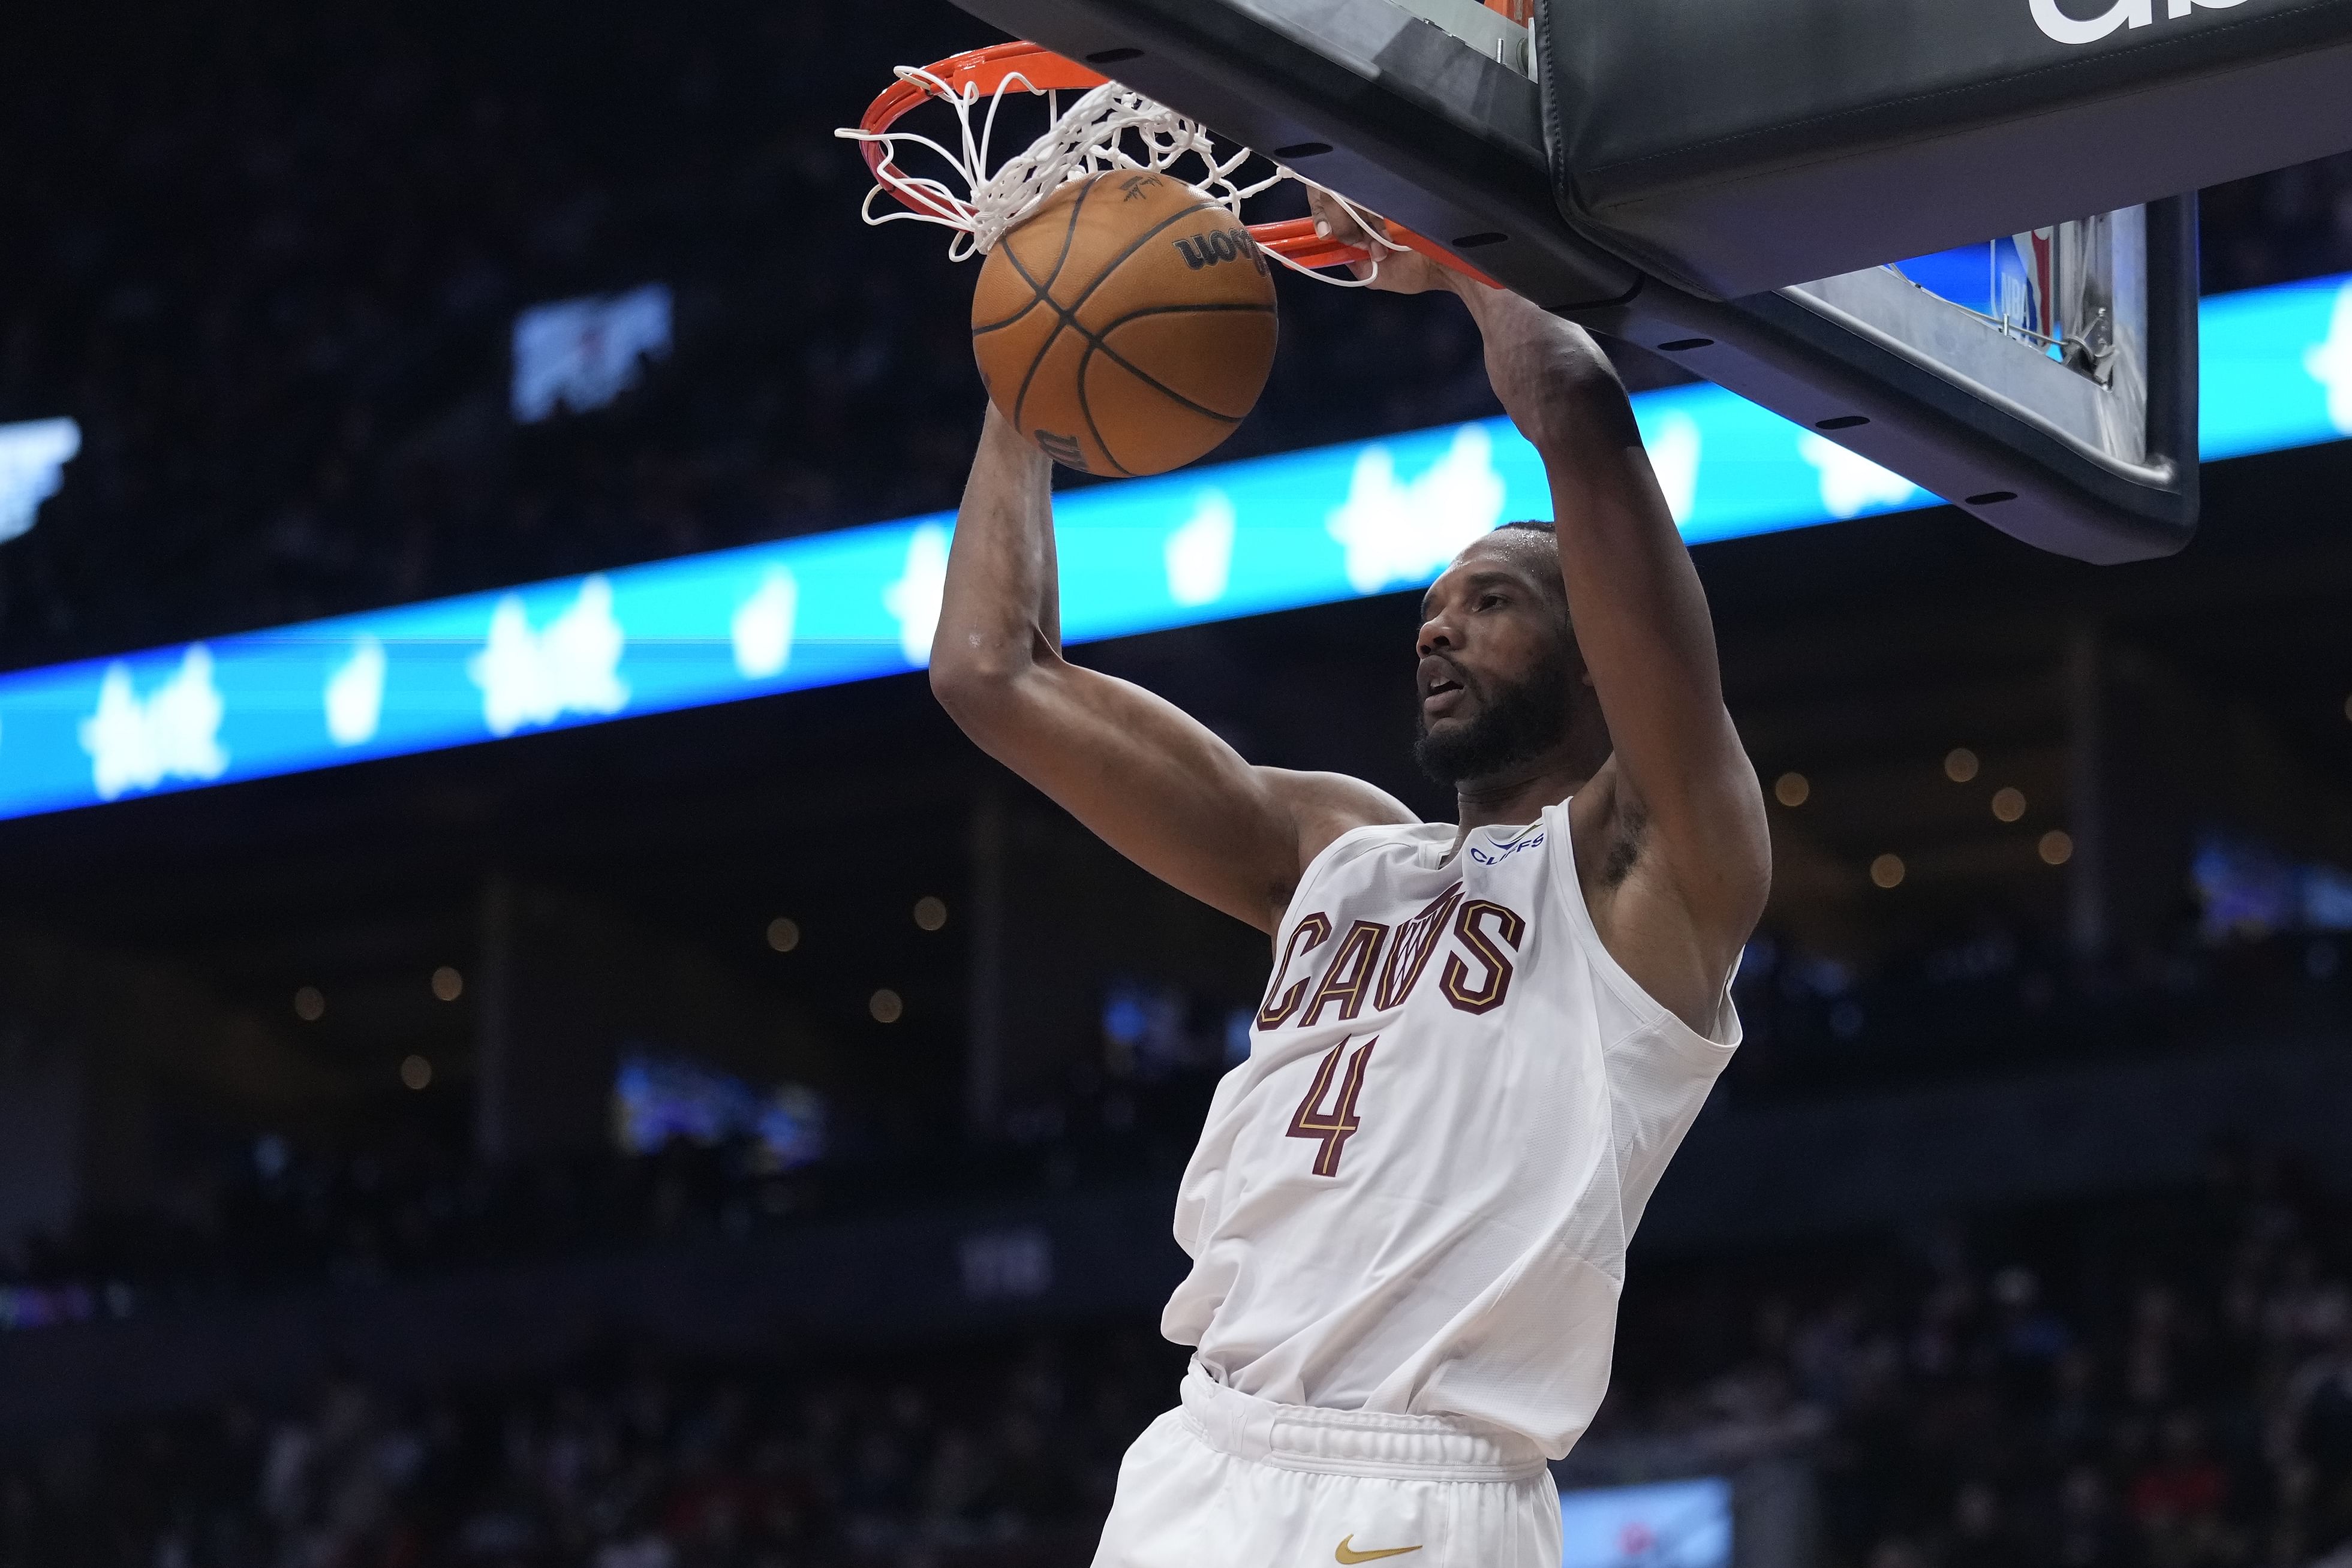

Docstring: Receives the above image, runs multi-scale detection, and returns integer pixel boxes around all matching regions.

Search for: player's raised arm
[1462,287,1770,1001]
[1307,191,1767,1021]
[929,407,1415,934]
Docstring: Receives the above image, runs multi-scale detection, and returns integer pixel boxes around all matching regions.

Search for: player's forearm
[933,408,1063,711]
[1453,283,1635,455]
[1452,284,1720,702]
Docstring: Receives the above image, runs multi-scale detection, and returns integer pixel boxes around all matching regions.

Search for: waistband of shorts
[1178,1363,1548,1482]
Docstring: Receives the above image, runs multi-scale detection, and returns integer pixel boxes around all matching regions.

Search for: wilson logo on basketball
[1172,228,1268,275]
[2028,0,2243,46]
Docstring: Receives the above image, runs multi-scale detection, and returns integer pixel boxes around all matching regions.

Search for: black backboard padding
[1542,0,2352,299]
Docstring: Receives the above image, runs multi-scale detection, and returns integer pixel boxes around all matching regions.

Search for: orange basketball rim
[853,39,1497,285]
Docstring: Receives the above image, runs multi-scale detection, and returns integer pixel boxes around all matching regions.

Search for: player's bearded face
[1412,634,1577,785]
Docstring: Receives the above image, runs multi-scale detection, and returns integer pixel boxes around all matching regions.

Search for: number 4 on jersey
[1287,1038,1376,1176]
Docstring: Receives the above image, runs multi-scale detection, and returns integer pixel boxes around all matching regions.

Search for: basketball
[972,170,1278,477]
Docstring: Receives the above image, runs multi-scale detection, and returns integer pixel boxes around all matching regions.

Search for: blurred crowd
[4,924,2347,1317]
[1600,1149,2352,1568]
[5,1136,841,1321]
[0,1327,1184,1568]
[0,1083,1217,1322]
[4,0,2352,671]
[5,1153,2350,1568]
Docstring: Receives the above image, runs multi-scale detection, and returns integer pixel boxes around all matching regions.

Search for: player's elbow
[928,650,1012,723]
[928,637,1042,735]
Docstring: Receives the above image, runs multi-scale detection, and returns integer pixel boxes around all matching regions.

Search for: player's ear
[1566,630,1596,689]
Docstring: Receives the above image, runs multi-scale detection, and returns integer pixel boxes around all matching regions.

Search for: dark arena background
[4,1,2352,1566]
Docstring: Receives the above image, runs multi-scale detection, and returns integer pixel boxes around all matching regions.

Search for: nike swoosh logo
[1336,1539,1424,1563]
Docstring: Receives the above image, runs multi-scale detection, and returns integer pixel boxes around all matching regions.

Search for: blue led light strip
[1,273,2347,823]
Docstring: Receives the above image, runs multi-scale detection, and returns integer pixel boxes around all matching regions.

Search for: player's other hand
[1305,187,1458,297]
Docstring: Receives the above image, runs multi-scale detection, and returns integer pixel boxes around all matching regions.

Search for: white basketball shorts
[1091,1364,1563,1568]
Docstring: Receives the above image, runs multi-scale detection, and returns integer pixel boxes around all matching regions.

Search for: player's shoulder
[1254,767,1421,909]
[1260,767,1418,845]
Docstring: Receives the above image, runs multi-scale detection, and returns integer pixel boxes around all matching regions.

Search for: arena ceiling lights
[0,273,2340,825]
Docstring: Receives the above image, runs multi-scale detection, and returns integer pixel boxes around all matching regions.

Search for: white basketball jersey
[1162,796,1739,1459]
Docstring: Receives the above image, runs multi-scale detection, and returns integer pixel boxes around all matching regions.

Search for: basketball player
[930,195,1770,1568]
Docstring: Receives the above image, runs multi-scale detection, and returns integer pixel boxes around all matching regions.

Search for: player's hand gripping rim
[1306,186,1470,297]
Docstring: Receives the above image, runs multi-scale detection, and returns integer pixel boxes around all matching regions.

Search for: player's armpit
[1561,677,1767,1030]
[1587,696,1771,949]
[1262,766,1420,889]
[1571,758,1752,1037]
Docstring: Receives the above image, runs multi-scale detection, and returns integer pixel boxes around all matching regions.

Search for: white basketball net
[836,67,1404,285]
